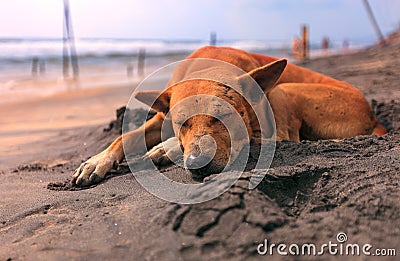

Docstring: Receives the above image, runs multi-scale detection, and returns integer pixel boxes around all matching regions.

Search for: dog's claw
[89,173,102,184]
[71,151,116,187]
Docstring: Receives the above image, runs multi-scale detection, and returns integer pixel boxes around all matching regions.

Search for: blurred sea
[0,38,371,103]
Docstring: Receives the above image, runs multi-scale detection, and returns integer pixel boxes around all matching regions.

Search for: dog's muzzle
[184,135,222,179]
[185,154,213,170]
[186,155,218,180]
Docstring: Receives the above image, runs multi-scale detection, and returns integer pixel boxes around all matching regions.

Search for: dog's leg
[72,113,169,186]
[144,137,183,166]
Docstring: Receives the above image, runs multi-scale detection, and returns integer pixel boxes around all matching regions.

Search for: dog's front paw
[144,137,183,166]
[71,151,118,187]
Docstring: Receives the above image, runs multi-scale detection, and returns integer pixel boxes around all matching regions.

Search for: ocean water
[0,38,367,103]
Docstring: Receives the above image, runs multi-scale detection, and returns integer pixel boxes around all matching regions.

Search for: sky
[0,0,399,43]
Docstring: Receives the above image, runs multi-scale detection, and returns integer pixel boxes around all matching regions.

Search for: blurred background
[0,0,399,103]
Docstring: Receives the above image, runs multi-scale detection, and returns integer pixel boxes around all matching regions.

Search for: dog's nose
[185,154,212,170]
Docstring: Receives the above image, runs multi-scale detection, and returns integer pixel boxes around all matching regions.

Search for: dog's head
[135,59,286,179]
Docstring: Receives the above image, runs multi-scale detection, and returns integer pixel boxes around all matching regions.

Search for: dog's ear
[134,90,171,113]
[238,59,287,101]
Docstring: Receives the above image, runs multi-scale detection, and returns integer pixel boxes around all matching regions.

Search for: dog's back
[179,46,387,139]
[184,46,350,88]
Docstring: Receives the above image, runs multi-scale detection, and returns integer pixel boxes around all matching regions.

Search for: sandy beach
[0,82,139,170]
[0,42,399,260]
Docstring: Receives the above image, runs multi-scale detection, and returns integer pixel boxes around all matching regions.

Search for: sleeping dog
[72,46,386,186]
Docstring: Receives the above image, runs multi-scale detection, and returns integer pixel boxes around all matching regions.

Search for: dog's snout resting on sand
[72,46,387,186]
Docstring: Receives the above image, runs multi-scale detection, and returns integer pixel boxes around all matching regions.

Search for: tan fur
[72,46,387,186]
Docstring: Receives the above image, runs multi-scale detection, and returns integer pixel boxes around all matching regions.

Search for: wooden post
[63,0,70,78]
[62,38,69,78]
[63,0,79,80]
[138,48,146,78]
[362,0,386,45]
[301,24,309,59]
[68,17,79,80]
[32,57,39,77]
[210,32,217,46]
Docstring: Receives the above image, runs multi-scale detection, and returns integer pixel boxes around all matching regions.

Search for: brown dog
[72,46,386,186]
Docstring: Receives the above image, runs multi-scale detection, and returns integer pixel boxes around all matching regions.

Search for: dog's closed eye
[217,112,233,120]
[174,119,191,128]
[209,112,233,124]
